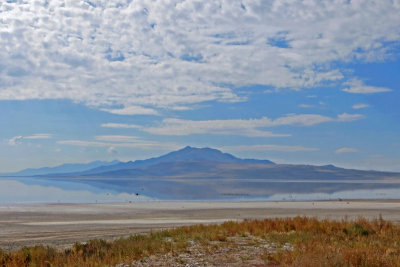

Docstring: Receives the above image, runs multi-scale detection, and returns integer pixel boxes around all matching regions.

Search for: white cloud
[223,145,319,152]
[171,106,193,111]
[143,113,363,136]
[24,134,53,140]
[57,139,179,150]
[101,123,142,129]
[101,106,158,115]
[336,113,365,122]
[8,136,23,146]
[271,114,333,126]
[143,118,287,137]
[0,1,399,110]
[146,122,289,137]
[335,147,359,154]
[8,134,53,145]
[342,79,392,94]
[57,140,107,147]
[352,103,370,109]
[95,135,139,143]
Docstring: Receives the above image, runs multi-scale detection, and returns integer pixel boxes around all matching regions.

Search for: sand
[0,200,399,251]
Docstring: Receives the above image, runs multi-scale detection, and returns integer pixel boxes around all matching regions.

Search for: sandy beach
[0,200,399,251]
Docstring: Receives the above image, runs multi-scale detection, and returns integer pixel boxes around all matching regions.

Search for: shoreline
[1,200,399,251]
[2,197,400,206]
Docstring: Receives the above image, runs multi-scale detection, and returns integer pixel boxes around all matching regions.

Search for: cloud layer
[57,136,179,150]
[141,113,364,136]
[1,0,399,112]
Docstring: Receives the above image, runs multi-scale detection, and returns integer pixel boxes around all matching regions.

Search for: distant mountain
[88,161,400,181]
[76,161,136,176]
[58,146,275,176]
[0,147,274,177]
[65,147,400,182]
[0,160,121,177]
[130,146,275,167]
[3,146,400,200]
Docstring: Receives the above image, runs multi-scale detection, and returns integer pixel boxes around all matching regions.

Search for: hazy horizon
[2,145,400,174]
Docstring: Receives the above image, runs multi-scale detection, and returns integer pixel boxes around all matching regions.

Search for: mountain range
[2,146,400,181]
[0,160,121,177]
[2,146,400,180]
[1,146,274,177]
[2,146,400,199]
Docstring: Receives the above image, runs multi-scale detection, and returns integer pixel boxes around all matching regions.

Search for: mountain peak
[123,146,275,170]
[154,146,274,165]
[180,146,215,151]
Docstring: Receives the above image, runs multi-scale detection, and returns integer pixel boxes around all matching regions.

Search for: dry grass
[0,216,399,266]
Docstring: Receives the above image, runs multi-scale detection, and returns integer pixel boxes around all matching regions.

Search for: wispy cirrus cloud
[144,119,289,137]
[25,134,53,140]
[222,145,319,152]
[101,123,142,129]
[335,147,359,154]
[8,134,53,146]
[101,106,158,116]
[57,137,179,150]
[0,1,398,111]
[142,113,364,136]
[95,135,139,143]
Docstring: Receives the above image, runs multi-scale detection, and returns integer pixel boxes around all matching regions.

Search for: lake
[1,176,400,203]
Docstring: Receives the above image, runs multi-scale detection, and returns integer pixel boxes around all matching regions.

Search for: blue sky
[0,0,399,172]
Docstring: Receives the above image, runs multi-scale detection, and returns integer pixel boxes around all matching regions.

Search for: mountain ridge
[1,146,274,177]
[3,146,399,180]
[63,146,275,176]
[2,146,400,200]
[0,160,121,177]
[85,160,400,180]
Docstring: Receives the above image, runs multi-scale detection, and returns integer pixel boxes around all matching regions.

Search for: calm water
[0,177,151,203]
[0,176,400,203]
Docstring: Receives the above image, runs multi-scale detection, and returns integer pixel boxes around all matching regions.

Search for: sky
[0,0,400,172]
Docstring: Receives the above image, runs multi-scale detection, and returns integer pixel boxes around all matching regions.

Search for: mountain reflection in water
[1,176,400,203]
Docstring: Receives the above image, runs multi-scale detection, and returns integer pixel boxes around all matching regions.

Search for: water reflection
[0,176,399,203]
[0,179,151,203]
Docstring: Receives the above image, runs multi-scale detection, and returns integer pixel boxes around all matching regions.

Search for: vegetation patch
[0,216,399,266]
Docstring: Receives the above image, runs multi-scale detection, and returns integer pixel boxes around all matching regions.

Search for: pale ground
[0,200,399,251]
